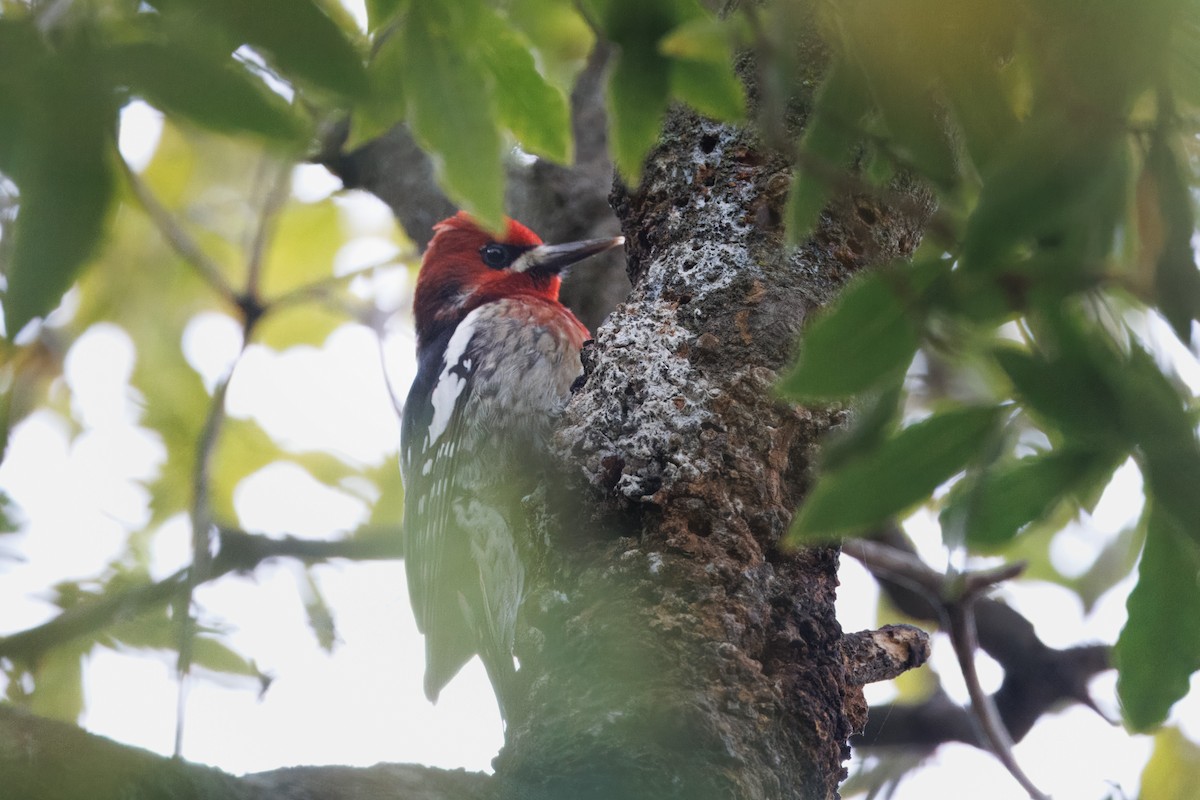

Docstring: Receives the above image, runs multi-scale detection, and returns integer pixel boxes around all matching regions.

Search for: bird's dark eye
[480,243,511,269]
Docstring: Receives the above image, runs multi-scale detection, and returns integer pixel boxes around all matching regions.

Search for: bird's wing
[400,311,481,697]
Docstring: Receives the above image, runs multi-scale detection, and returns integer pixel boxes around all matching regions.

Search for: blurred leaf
[942,448,1118,551]
[211,417,359,523]
[660,16,745,62]
[364,457,406,527]
[993,345,1123,447]
[1140,726,1200,800]
[477,6,572,163]
[5,149,114,335]
[789,406,1001,540]
[594,0,709,183]
[605,17,672,184]
[354,27,406,147]
[0,488,18,534]
[400,0,504,228]
[2,31,117,335]
[156,0,368,100]
[107,41,307,143]
[1171,4,1200,110]
[141,357,211,526]
[818,381,903,473]
[842,1,958,189]
[301,568,337,652]
[254,303,346,351]
[365,0,404,31]
[107,610,262,680]
[1114,346,1200,547]
[1142,131,1200,344]
[507,0,595,81]
[778,267,926,401]
[961,118,1128,274]
[260,199,343,296]
[191,635,262,678]
[670,59,745,123]
[921,0,1020,174]
[1073,523,1145,613]
[786,59,872,241]
[1116,506,1200,731]
[27,646,86,723]
[661,14,744,123]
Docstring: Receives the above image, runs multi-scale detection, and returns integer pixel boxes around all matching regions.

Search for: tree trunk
[496,108,931,800]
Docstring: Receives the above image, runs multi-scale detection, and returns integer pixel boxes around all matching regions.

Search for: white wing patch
[426,308,483,447]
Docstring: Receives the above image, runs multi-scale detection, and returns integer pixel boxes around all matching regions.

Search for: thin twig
[117,155,241,309]
[245,160,294,304]
[174,371,232,758]
[269,259,406,311]
[947,601,1050,800]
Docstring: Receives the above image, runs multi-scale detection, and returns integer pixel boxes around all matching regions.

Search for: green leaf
[961,118,1128,274]
[607,33,671,184]
[366,0,405,31]
[27,646,86,723]
[818,382,903,473]
[789,406,1002,541]
[108,42,307,143]
[942,448,1115,551]
[476,6,572,163]
[786,59,873,242]
[670,58,745,123]
[365,458,407,526]
[659,13,744,123]
[842,2,958,189]
[506,0,595,80]
[400,1,505,228]
[659,16,735,62]
[1116,506,1200,731]
[778,268,923,401]
[1144,132,1200,344]
[1114,346,1200,548]
[354,26,406,148]
[301,568,337,652]
[993,346,1123,446]
[260,199,344,296]
[5,150,114,335]
[1073,523,1144,613]
[1140,726,1200,800]
[254,304,345,350]
[3,44,117,335]
[161,0,368,100]
[191,635,262,679]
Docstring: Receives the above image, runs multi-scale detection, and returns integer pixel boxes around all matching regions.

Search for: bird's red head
[412,211,623,348]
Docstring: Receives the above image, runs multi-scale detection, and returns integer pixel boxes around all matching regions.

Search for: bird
[399,211,624,720]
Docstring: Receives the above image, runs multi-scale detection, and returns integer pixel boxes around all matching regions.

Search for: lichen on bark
[495,107,932,799]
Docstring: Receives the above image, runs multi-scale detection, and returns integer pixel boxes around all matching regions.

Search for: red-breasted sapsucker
[399,212,623,719]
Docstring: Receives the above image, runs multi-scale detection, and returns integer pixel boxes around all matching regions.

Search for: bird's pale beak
[514,235,625,275]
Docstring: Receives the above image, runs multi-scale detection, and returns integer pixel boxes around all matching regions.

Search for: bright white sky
[2,1,1199,795]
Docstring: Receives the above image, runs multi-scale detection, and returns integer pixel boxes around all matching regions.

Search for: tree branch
[117,154,241,310]
[845,528,1113,795]
[840,625,931,687]
[0,527,402,666]
[0,704,489,800]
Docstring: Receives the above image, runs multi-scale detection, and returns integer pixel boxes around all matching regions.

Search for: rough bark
[489,107,931,800]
